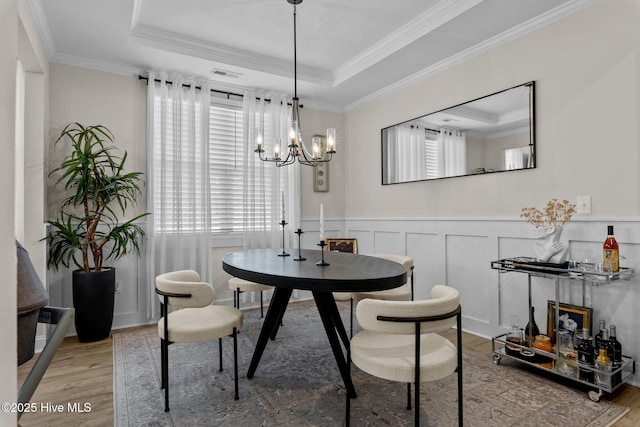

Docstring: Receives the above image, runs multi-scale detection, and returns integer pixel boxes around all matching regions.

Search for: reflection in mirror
[382,82,535,184]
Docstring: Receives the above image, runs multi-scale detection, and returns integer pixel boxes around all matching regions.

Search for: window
[152,95,278,233]
[424,129,439,180]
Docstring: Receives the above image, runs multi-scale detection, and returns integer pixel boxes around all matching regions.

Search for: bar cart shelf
[490,257,636,401]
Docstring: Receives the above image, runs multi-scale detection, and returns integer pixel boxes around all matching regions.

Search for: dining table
[222,248,407,398]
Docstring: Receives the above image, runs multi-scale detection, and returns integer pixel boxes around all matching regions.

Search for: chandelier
[255,0,336,167]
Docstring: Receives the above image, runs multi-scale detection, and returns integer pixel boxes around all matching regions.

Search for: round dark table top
[222,248,407,292]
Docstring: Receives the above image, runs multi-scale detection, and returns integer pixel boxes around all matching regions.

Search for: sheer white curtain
[436,129,467,177]
[242,91,300,249]
[386,122,425,182]
[146,72,212,317]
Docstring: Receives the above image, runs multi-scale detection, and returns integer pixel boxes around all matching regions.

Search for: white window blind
[152,94,277,233]
[209,102,244,232]
[425,130,439,179]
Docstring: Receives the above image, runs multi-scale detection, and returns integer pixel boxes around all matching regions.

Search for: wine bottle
[598,329,614,362]
[603,225,619,273]
[524,306,540,346]
[577,328,594,383]
[594,320,606,358]
[595,348,612,388]
[609,325,623,386]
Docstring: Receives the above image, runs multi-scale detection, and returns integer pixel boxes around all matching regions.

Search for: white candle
[281,191,285,222]
[319,203,324,242]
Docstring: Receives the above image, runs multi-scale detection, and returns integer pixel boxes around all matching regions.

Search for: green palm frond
[44,123,150,272]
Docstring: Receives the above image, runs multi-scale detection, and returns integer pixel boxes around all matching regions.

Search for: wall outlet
[115,280,123,294]
[576,195,591,215]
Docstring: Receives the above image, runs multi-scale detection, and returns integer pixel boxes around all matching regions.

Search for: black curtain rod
[409,124,441,133]
[138,75,301,107]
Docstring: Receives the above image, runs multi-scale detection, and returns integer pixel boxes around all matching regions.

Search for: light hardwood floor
[17,326,640,426]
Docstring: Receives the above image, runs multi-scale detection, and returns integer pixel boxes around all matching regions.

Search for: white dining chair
[229,277,273,318]
[349,253,414,336]
[156,270,243,412]
[348,285,462,426]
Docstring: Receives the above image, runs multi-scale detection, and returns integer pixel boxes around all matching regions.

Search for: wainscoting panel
[446,234,492,326]
[406,232,442,300]
[372,230,404,255]
[344,218,640,387]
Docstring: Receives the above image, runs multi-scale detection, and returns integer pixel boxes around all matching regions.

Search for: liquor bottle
[594,320,606,358]
[577,328,594,383]
[595,348,612,388]
[609,325,623,386]
[524,306,540,346]
[603,225,619,273]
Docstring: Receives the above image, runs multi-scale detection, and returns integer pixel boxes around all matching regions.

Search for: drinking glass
[557,330,575,376]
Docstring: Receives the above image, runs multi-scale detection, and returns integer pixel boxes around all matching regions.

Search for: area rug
[113,301,628,426]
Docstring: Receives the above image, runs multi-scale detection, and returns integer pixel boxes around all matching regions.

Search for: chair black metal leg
[233,327,239,400]
[414,321,420,426]
[346,334,352,427]
[410,269,415,301]
[349,298,354,338]
[415,381,420,426]
[457,311,463,426]
[219,338,223,371]
[406,383,411,410]
[162,337,169,412]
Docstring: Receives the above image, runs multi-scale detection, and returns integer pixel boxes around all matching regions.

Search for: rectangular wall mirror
[381,81,535,184]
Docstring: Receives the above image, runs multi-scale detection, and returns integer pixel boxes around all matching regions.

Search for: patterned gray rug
[113,300,628,426]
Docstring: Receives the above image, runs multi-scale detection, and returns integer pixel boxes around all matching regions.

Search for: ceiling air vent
[210,68,242,79]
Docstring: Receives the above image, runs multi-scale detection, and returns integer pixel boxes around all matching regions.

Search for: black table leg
[269,294,289,340]
[313,291,357,398]
[247,287,292,379]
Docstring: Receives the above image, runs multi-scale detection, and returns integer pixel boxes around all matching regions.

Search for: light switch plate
[576,195,591,215]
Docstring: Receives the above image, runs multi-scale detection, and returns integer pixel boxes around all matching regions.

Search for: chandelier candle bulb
[289,126,296,145]
[327,128,336,153]
[274,143,280,159]
[256,133,263,151]
[312,137,320,159]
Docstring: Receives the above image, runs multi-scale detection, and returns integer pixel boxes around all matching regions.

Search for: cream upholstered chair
[348,285,462,426]
[229,277,273,318]
[349,253,414,336]
[352,253,414,301]
[156,270,243,412]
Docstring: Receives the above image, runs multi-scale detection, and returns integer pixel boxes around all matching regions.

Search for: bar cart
[491,257,636,401]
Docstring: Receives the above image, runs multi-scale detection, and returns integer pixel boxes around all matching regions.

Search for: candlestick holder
[278,220,290,257]
[316,240,329,266]
[294,228,306,261]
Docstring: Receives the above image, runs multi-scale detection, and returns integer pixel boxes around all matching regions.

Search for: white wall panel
[344,218,640,386]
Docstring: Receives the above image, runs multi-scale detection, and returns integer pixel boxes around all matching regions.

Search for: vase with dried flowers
[521,199,576,263]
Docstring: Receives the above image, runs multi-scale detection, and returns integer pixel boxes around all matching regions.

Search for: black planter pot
[72,268,115,342]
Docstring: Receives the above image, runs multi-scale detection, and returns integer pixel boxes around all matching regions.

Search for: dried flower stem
[521,198,576,228]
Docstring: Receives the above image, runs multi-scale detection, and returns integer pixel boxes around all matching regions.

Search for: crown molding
[345,0,603,112]
[130,24,333,86]
[333,0,483,86]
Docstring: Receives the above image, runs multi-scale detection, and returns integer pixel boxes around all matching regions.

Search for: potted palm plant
[44,123,148,342]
